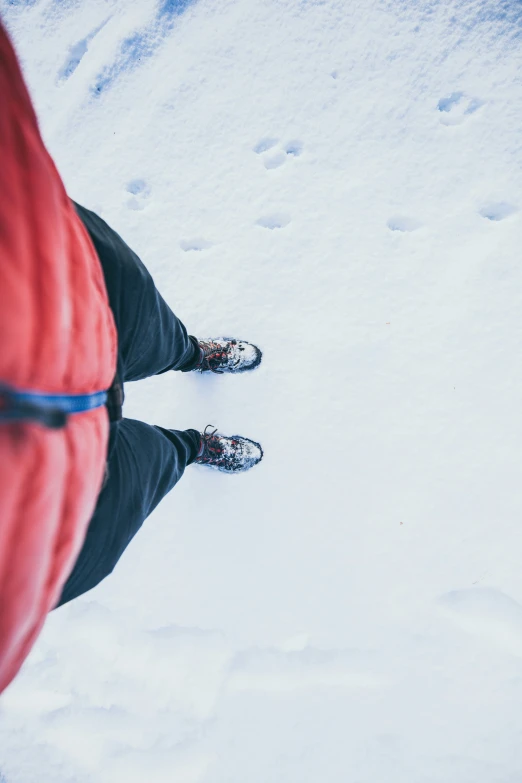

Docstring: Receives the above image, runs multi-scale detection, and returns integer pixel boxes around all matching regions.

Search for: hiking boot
[194,426,263,473]
[192,338,262,374]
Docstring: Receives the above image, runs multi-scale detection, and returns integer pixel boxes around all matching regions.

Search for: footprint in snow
[92,2,195,97]
[253,138,279,154]
[179,238,214,252]
[387,216,422,232]
[256,213,291,230]
[57,17,111,82]
[437,91,485,126]
[284,140,303,156]
[479,202,518,221]
[264,150,287,170]
[253,138,304,170]
[126,179,150,211]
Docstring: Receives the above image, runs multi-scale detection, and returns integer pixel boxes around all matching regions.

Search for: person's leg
[57,205,261,608]
[74,201,200,382]
[57,206,202,606]
[75,201,262,383]
[57,419,201,606]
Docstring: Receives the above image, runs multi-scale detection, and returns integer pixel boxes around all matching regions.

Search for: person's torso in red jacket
[0,23,117,694]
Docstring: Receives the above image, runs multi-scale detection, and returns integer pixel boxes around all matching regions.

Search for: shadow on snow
[92,0,197,97]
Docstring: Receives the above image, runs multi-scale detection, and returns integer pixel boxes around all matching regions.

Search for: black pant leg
[56,204,203,607]
[74,201,200,382]
[57,420,201,607]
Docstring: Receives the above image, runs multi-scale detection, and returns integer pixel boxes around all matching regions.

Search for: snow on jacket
[0,24,117,694]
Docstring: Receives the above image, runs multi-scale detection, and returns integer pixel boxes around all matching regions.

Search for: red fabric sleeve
[0,23,117,694]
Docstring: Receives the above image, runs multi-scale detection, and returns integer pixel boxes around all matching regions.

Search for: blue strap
[0,385,108,429]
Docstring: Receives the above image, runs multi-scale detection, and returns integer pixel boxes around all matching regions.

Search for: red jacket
[0,24,117,693]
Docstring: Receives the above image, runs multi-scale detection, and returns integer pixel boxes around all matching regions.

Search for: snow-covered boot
[194,426,263,473]
[192,338,262,374]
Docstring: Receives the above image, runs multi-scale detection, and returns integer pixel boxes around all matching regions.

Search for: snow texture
[2,0,522,780]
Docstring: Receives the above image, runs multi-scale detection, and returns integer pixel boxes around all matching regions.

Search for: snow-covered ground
[2,0,522,780]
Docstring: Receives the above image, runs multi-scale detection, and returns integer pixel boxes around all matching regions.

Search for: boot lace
[196,425,239,468]
[197,340,239,374]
